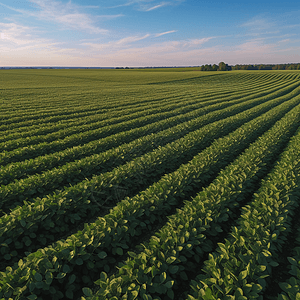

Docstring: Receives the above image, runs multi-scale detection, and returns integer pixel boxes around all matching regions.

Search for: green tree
[212,64,218,71]
[218,62,227,71]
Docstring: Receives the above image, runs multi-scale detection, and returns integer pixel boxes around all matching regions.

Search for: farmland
[0,69,300,300]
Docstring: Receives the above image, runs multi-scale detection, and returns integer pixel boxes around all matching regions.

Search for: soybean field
[1,69,300,300]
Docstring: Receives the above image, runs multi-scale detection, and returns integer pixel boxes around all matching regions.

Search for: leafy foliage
[0,70,300,300]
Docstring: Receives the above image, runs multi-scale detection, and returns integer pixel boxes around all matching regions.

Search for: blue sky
[0,0,300,67]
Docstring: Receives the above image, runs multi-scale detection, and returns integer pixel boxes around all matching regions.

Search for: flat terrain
[0,69,300,300]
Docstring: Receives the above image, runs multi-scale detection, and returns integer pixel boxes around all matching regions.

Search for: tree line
[199,62,300,71]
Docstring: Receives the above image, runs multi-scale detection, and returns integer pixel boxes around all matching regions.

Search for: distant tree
[200,64,216,71]
[212,64,218,71]
[207,64,214,71]
[233,64,241,70]
[290,64,297,70]
[218,62,227,71]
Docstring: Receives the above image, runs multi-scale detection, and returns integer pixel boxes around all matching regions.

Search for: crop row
[0,95,199,147]
[277,228,300,299]
[0,72,295,136]
[0,73,292,152]
[0,94,222,152]
[0,72,263,121]
[1,100,224,166]
[0,90,197,140]
[1,79,299,186]
[186,115,300,299]
[0,89,230,143]
[1,88,300,299]
[0,84,193,124]
[0,72,252,129]
[2,79,299,189]
[1,82,299,263]
[0,81,282,185]
[0,71,246,116]
[1,84,234,146]
[84,80,300,300]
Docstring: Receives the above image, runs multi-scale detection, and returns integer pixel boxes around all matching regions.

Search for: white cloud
[81,34,151,51]
[0,23,79,66]
[72,31,300,67]
[182,37,214,47]
[155,30,177,37]
[0,1,120,34]
[2,32,300,67]
[27,0,107,33]
[82,34,213,54]
[0,22,35,45]
[116,34,151,44]
[235,39,273,54]
[143,3,167,11]
[80,35,215,64]
[240,16,275,33]
[108,0,184,11]
[0,2,26,14]
[278,39,291,44]
[283,24,300,29]
[0,22,62,53]
[1,9,300,67]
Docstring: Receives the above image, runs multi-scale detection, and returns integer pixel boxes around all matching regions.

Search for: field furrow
[0,69,299,300]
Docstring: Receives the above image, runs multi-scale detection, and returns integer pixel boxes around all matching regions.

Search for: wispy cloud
[81,31,181,50]
[155,30,177,37]
[82,35,214,54]
[0,0,121,34]
[28,0,107,33]
[236,14,300,57]
[95,14,124,20]
[2,25,299,67]
[0,2,25,14]
[240,16,275,33]
[182,37,214,47]
[0,22,33,46]
[82,34,152,50]
[83,6,100,9]
[88,37,299,67]
[278,39,291,44]
[282,23,300,29]
[144,3,166,11]
[108,0,184,11]
[0,22,82,66]
[0,22,60,50]
[1,5,300,67]
[235,38,273,53]
[116,34,151,44]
